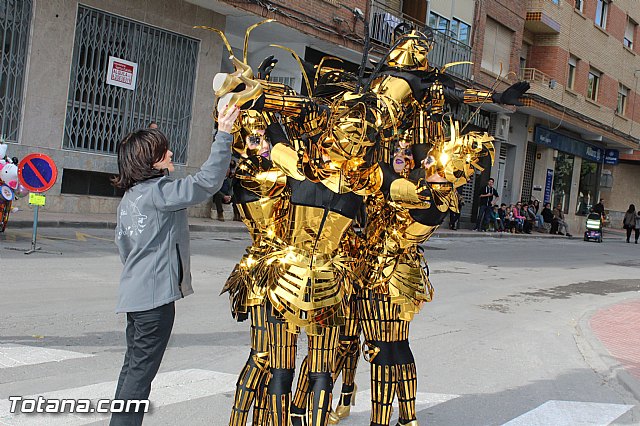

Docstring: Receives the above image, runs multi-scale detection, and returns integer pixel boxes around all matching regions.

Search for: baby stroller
[583,212,603,243]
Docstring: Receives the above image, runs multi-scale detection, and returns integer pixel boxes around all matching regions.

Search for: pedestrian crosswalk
[0,344,93,369]
[0,369,237,425]
[502,400,634,426]
[0,344,635,425]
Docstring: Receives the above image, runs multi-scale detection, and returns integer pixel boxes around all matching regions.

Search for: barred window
[64,6,199,163]
[0,0,32,143]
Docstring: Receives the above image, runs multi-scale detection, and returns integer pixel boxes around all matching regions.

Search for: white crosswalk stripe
[0,369,237,426]
[0,344,93,369]
[502,400,634,426]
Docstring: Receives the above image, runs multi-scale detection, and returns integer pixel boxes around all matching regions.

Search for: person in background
[110,107,239,426]
[212,160,236,222]
[148,121,158,129]
[553,203,572,237]
[475,177,499,231]
[497,203,507,232]
[531,200,545,231]
[512,202,525,233]
[593,198,606,220]
[541,202,554,233]
[623,204,638,244]
[449,187,464,230]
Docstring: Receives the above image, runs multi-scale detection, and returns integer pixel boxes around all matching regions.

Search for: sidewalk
[588,299,640,399]
[2,207,612,239]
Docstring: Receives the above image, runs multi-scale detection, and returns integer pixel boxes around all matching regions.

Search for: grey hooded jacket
[114,131,232,313]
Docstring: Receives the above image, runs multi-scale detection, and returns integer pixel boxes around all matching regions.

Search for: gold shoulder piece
[389,178,431,209]
[271,144,305,181]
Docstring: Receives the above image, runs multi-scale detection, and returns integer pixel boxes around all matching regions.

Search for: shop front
[531,126,607,233]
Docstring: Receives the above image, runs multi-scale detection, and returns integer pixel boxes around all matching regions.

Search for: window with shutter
[482,18,512,75]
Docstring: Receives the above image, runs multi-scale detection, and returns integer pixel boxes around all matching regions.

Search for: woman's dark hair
[112,129,169,191]
[628,204,636,213]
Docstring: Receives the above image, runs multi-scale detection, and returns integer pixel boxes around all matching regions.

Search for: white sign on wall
[106,56,138,90]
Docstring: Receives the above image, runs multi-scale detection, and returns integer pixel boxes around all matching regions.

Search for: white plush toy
[0,142,19,189]
[0,161,19,189]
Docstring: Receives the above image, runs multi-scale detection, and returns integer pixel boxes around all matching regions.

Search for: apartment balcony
[369,0,472,81]
[525,0,561,33]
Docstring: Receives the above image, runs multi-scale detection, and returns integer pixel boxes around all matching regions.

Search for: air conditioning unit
[495,114,510,141]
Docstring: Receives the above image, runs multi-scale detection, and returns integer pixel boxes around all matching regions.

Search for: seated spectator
[522,203,536,234]
[498,203,507,232]
[505,205,519,233]
[553,203,572,237]
[531,200,545,231]
[512,202,525,233]
[487,205,504,232]
[541,202,554,233]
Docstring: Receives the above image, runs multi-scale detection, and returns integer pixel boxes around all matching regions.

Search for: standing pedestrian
[623,204,638,243]
[109,106,239,426]
[475,178,499,231]
[449,187,464,230]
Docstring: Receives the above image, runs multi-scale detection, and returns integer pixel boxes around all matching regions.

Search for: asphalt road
[0,227,639,425]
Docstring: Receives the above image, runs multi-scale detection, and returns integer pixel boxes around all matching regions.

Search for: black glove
[492,81,530,106]
[266,122,288,146]
[257,55,278,80]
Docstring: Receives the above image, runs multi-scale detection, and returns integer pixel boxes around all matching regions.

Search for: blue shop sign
[534,126,604,162]
[604,149,619,165]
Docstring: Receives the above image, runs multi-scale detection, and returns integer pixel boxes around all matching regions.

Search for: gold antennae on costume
[460,62,504,134]
[315,56,343,89]
[244,19,275,63]
[440,61,473,74]
[194,26,234,57]
[269,44,312,95]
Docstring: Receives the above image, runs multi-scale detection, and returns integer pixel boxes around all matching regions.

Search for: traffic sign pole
[6,153,62,255]
[25,204,40,255]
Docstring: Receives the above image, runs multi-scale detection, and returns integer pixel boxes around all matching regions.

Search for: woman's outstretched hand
[218,106,240,133]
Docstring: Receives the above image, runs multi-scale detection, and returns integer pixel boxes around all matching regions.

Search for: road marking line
[0,344,93,369]
[75,232,112,242]
[502,400,633,426]
[0,369,237,426]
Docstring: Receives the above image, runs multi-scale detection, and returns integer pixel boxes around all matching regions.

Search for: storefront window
[552,152,574,214]
[575,160,600,216]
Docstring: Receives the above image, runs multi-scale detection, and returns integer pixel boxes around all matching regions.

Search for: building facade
[3,0,638,225]
[523,0,640,230]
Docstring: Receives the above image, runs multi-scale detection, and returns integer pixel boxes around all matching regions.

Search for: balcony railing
[520,67,556,86]
[368,0,472,81]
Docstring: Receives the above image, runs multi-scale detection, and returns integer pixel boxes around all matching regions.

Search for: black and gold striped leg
[252,374,270,426]
[357,289,413,426]
[328,295,361,424]
[396,362,418,425]
[307,326,340,426]
[229,305,270,426]
[336,295,361,406]
[290,355,310,426]
[266,302,298,426]
[370,363,397,426]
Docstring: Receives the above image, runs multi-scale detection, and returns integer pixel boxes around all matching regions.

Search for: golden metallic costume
[204,19,528,426]
[222,110,289,426]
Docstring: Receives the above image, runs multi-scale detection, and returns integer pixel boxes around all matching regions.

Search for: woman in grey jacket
[109,106,239,426]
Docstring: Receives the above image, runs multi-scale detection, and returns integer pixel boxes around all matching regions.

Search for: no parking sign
[18,153,58,193]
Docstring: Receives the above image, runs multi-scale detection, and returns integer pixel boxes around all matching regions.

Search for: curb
[575,300,640,402]
[5,219,590,240]
[7,219,248,234]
